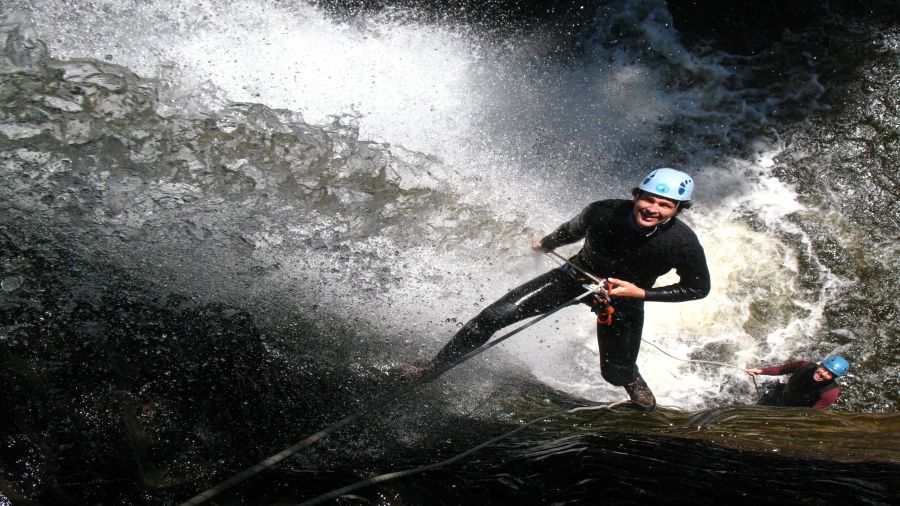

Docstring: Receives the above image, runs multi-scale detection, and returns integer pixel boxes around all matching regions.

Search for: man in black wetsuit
[416,168,711,409]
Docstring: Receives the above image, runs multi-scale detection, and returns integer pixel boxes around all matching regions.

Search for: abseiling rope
[543,249,603,285]
[640,338,763,401]
[296,400,630,506]
[179,278,603,506]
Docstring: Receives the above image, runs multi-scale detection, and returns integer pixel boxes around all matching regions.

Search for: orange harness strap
[596,304,615,326]
[586,280,615,326]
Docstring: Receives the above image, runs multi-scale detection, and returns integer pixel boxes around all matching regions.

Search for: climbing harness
[179,273,610,506]
[546,250,616,327]
[586,281,616,326]
[297,400,631,506]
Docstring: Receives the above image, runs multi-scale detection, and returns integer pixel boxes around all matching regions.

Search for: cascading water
[1,1,898,504]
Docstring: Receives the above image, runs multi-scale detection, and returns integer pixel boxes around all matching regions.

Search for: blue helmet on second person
[638,168,694,201]
[822,355,850,377]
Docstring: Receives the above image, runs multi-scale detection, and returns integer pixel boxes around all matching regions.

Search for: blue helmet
[638,168,694,201]
[822,355,850,377]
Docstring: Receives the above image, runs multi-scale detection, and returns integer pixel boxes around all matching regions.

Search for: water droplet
[1,276,23,292]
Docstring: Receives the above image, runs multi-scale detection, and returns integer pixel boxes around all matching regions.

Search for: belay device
[583,280,615,326]
[547,249,616,326]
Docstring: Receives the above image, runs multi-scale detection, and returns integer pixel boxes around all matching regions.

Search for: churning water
[1,1,898,504]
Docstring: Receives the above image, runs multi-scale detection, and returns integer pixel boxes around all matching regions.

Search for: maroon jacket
[758,360,840,410]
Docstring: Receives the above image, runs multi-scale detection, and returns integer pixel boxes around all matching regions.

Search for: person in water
[747,355,850,410]
[407,168,711,410]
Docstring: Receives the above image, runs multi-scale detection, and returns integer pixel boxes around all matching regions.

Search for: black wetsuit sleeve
[643,239,711,302]
[538,205,592,250]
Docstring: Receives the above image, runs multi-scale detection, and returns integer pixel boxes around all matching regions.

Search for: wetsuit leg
[595,299,644,386]
[432,268,584,367]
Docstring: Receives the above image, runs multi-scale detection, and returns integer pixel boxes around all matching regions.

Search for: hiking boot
[624,374,656,410]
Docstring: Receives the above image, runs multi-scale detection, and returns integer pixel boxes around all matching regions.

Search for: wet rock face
[665,0,827,54]
[0,236,272,502]
[667,0,900,54]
